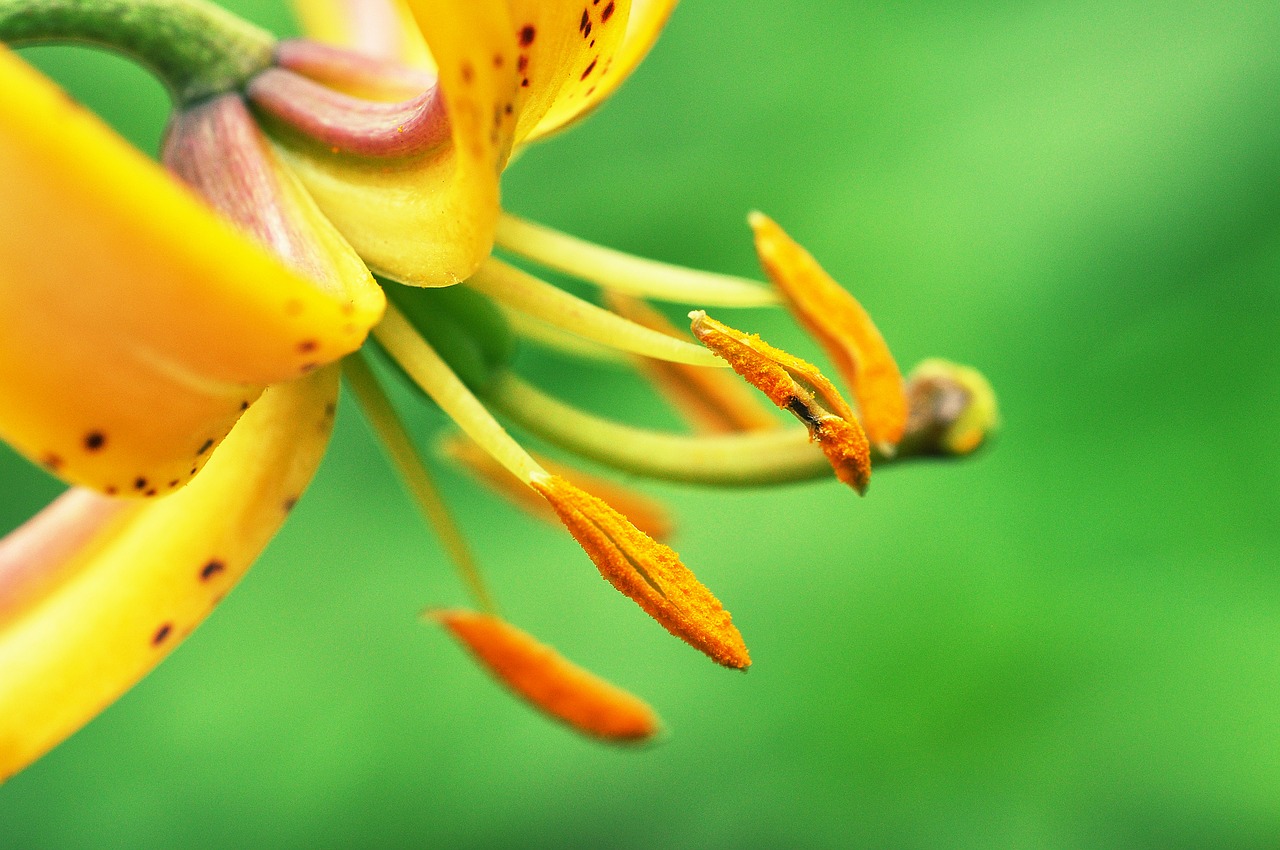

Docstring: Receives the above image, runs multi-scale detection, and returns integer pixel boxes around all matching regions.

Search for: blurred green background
[4,0,1280,847]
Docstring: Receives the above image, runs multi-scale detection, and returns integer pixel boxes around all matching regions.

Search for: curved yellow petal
[0,50,372,493]
[163,94,385,318]
[523,0,676,142]
[291,0,433,70]
[503,0,632,143]
[0,367,339,782]
[275,0,518,286]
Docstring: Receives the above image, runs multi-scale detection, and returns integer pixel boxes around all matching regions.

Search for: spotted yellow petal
[503,0,632,143]
[0,49,373,493]
[523,0,676,142]
[274,0,518,286]
[0,368,339,782]
[291,0,433,70]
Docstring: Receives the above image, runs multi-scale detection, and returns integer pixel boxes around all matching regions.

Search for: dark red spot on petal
[200,559,226,581]
[283,497,298,513]
[197,439,214,455]
[84,431,106,451]
[41,453,63,471]
[519,25,536,46]
[152,623,173,646]
[579,10,589,32]
[602,1,615,21]
[133,477,148,490]
[460,62,475,84]
[105,486,118,496]
[581,58,598,80]
[144,488,157,497]
[297,339,318,354]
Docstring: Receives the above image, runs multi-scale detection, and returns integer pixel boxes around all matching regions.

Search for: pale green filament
[374,305,546,485]
[484,374,839,487]
[495,213,779,308]
[342,353,495,613]
[466,258,727,368]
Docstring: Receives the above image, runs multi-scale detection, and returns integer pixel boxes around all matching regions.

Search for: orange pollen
[531,475,751,670]
[440,435,675,541]
[689,312,871,494]
[433,610,660,742]
[749,212,908,452]
[605,293,779,434]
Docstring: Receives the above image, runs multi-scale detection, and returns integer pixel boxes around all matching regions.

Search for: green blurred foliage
[3,0,1280,847]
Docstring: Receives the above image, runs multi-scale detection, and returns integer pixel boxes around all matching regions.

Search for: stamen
[690,312,871,494]
[342,354,494,611]
[530,476,750,670]
[465,259,726,368]
[374,305,545,483]
[495,213,779,308]
[247,68,450,159]
[432,610,660,742]
[485,374,836,486]
[606,293,779,434]
[750,212,907,453]
[500,309,630,365]
[440,434,674,541]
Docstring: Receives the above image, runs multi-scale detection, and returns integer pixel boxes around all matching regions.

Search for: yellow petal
[290,0,434,70]
[164,94,385,316]
[276,0,519,286]
[523,0,677,142]
[0,368,339,782]
[503,0,632,143]
[0,50,372,493]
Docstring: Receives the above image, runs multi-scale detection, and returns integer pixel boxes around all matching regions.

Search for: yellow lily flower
[0,0,998,777]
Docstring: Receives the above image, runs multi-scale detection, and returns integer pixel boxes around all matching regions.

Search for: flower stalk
[0,0,273,104]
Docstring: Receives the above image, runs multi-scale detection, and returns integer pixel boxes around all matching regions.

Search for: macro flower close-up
[4,0,1279,847]
[1,0,995,774]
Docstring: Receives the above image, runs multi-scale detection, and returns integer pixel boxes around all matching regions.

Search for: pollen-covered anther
[689,312,871,494]
[749,212,908,455]
[433,610,660,742]
[530,474,750,670]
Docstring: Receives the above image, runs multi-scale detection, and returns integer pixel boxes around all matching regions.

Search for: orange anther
[750,212,907,452]
[434,610,660,741]
[689,312,871,494]
[531,475,750,669]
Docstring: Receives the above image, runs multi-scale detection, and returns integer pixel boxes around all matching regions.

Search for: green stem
[0,0,274,105]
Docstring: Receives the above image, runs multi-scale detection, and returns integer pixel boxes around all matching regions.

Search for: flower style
[0,0,998,776]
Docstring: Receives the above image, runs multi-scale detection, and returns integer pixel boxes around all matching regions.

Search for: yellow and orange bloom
[0,0,998,779]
